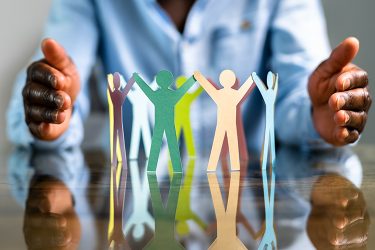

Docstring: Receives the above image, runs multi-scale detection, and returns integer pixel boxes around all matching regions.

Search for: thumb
[41,38,73,74]
[321,37,360,76]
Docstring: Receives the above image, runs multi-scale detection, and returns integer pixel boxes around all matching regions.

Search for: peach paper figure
[120,75,153,160]
[107,73,135,165]
[134,70,196,172]
[252,72,278,170]
[207,172,246,250]
[194,70,254,171]
[175,76,204,157]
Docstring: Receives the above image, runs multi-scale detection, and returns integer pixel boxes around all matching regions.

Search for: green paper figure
[133,70,196,172]
[175,159,207,237]
[175,76,203,157]
[145,173,183,250]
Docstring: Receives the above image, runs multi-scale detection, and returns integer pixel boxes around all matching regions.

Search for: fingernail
[54,95,64,108]
[344,112,350,124]
[337,96,345,110]
[343,129,349,139]
[343,78,351,90]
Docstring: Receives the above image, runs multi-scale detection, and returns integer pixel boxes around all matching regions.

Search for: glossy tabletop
[0,144,374,250]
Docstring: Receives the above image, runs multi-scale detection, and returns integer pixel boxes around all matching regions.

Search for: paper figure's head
[176,76,187,88]
[219,70,236,88]
[156,70,174,89]
[113,72,121,90]
[133,224,145,240]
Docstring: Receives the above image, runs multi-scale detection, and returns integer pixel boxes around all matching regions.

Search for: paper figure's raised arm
[273,73,279,96]
[194,71,217,98]
[175,75,196,100]
[133,73,154,101]
[119,74,135,97]
[238,75,255,101]
[107,74,115,98]
[251,72,267,96]
[191,85,204,99]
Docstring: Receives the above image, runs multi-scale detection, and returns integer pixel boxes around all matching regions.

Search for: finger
[41,38,74,74]
[26,61,66,89]
[334,110,367,133]
[335,69,369,91]
[334,127,359,145]
[25,105,66,124]
[28,213,67,229]
[25,228,71,248]
[23,82,71,110]
[329,88,372,112]
[319,37,360,77]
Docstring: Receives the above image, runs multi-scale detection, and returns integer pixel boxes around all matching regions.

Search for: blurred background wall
[0,0,374,152]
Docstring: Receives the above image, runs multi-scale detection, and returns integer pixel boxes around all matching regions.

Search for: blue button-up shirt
[7,0,331,151]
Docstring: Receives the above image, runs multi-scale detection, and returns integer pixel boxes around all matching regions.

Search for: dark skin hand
[307,174,369,249]
[309,37,372,146]
[23,176,81,250]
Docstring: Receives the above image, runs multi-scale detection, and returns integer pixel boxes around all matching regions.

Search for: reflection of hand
[22,38,80,141]
[307,174,369,249]
[308,37,371,146]
[23,176,81,249]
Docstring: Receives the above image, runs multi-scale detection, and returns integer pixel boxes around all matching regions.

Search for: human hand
[307,174,369,249]
[308,37,371,146]
[22,38,80,141]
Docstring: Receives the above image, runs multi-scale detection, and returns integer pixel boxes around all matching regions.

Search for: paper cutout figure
[217,78,250,162]
[108,161,129,249]
[121,74,153,160]
[107,73,135,165]
[175,159,207,236]
[145,173,183,249]
[134,70,196,172]
[175,76,204,157]
[252,72,278,170]
[258,167,276,250]
[124,161,154,240]
[207,172,246,249]
[194,70,254,171]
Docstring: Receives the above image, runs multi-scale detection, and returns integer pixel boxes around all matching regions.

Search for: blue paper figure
[133,70,196,172]
[252,72,278,169]
[107,72,135,166]
[120,75,153,160]
[145,173,183,250]
[258,166,276,250]
[124,160,154,240]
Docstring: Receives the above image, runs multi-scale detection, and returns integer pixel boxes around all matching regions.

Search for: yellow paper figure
[108,161,129,249]
[207,171,246,249]
[175,76,204,157]
[194,70,254,171]
[175,159,207,236]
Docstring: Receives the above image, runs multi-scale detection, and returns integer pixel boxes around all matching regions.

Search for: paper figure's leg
[118,127,127,165]
[227,127,240,171]
[147,124,164,172]
[112,129,119,165]
[237,117,249,161]
[269,119,276,168]
[183,122,196,157]
[142,122,152,159]
[261,124,270,171]
[207,125,226,172]
[129,120,141,159]
[165,126,182,173]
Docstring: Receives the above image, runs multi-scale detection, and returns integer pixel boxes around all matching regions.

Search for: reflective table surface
[0,145,374,249]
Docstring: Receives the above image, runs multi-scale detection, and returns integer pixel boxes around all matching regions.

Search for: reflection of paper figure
[252,72,278,170]
[175,76,203,157]
[122,75,153,160]
[107,72,135,165]
[207,172,246,249]
[175,159,207,236]
[124,161,154,240]
[218,79,250,162]
[134,70,196,172]
[194,70,254,171]
[258,167,276,250]
[108,161,129,249]
[145,173,183,250]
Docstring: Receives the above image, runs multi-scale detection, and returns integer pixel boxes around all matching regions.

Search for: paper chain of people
[107,70,278,172]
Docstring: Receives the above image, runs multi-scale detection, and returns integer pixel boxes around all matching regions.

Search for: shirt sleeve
[6,0,99,149]
[270,0,333,148]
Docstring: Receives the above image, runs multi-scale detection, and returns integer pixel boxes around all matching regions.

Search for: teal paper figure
[258,166,276,250]
[175,76,204,157]
[124,161,154,240]
[252,72,278,170]
[145,173,183,250]
[121,75,153,160]
[133,70,196,172]
[107,72,135,166]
